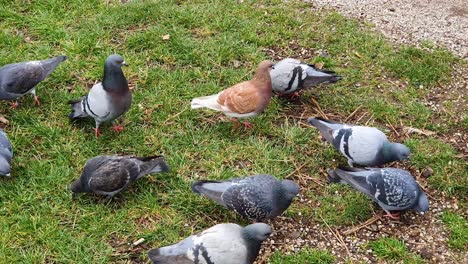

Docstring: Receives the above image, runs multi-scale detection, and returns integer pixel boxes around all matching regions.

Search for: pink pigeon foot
[34,96,40,106]
[384,210,401,220]
[242,121,254,129]
[112,124,124,133]
[9,101,19,109]
[94,127,101,138]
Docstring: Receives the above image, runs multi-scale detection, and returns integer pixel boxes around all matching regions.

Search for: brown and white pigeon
[328,167,429,220]
[191,174,299,221]
[148,223,272,264]
[191,60,274,129]
[69,155,169,200]
[308,117,410,167]
[0,55,67,107]
[68,54,131,137]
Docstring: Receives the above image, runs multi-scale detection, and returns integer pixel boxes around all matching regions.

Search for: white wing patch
[345,127,387,164]
[186,224,248,264]
[85,82,111,120]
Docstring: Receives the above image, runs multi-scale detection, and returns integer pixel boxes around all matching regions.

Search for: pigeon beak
[5,173,11,177]
[122,61,128,67]
[419,211,425,215]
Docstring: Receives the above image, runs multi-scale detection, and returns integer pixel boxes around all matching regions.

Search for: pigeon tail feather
[67,97,88,119]
[41,55,68,76]
[139,156,169,175]
[191,180,222,194]
[190,94,221,110]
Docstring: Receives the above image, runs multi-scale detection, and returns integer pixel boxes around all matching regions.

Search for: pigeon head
[383,142,410,162]
[253,60,275,85]
[243,223,272,242]
[68,178,85,193]
[102,54,129,93]
[413,191,429,213]
[281,179,300,200]
[106,54,127,68]
[391,143,410,161]
[0,157,11,176]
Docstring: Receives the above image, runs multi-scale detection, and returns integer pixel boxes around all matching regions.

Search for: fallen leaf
[402,126,436,136]
[162,34,170,40]
[0,116,9,125]
[314,62,324,69]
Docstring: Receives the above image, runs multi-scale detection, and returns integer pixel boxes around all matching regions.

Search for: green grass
[369,238,425,264]
[270,248,335,264]
[441,211,468,250]
[0,0,466,262]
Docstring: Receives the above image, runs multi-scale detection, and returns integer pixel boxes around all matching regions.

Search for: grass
[0,0,466,262]
[270,248,335,264]
[441,211,468,250]
[369,238,424,263]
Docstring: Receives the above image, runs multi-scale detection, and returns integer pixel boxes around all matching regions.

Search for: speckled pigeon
[68,54,131,137]
[191,60,274,129]
[69,155,169,200]
[308,117,410,167]
[328,167,429,219]
[270,58,340,96]
[0,55,67,107]
[148,223,272,264]
[191,174,299,221]
[0,128,13,177]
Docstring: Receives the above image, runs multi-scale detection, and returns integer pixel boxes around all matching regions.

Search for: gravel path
[306,0,468,59]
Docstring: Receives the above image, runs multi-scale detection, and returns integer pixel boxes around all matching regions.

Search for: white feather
[85,82,111,121]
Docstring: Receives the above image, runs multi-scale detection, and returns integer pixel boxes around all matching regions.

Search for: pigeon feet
[242,121,254,129]
[9,101,19,109]
[112,124,124,133]
[232,118,254,130]
[384,210,401,220]
[277,91,301,99]
[34,96,40,106]
[94,127,101,138]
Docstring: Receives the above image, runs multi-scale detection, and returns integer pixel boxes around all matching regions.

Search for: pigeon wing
[218,81,261,114]
[87,157,139,193]
[222,176,274,220]
[0,62,45,95]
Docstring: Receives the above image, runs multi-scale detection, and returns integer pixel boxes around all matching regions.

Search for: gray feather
[0,55,67,100]
[148,223,272,264]
[270,58,341,94]
[192,175,299,221]
[69,155,169,199]
[0,128,13,176]
[308,117,410,166]
[329,167,429,213]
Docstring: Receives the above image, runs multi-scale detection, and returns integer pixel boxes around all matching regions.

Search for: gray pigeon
[0,55,67,107]
[0,128,13,177]
[270,58,341,96]
[328,167,429,220]
[191,174,299,221]
[69,155,169,200]
[68,54,131,137]
[148,223,272,264]
[308,117,410,167]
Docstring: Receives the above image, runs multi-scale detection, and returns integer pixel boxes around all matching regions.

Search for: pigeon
[0,55,67,107]
[270,58,340,97]
[191,174,299,221]
[307,117,410,167]
[148,222,272,264]
[328,167,429,220]
[69,155,169,200]
[0,128,13,177]
[68,54,131,137]
[191,60,274,129]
